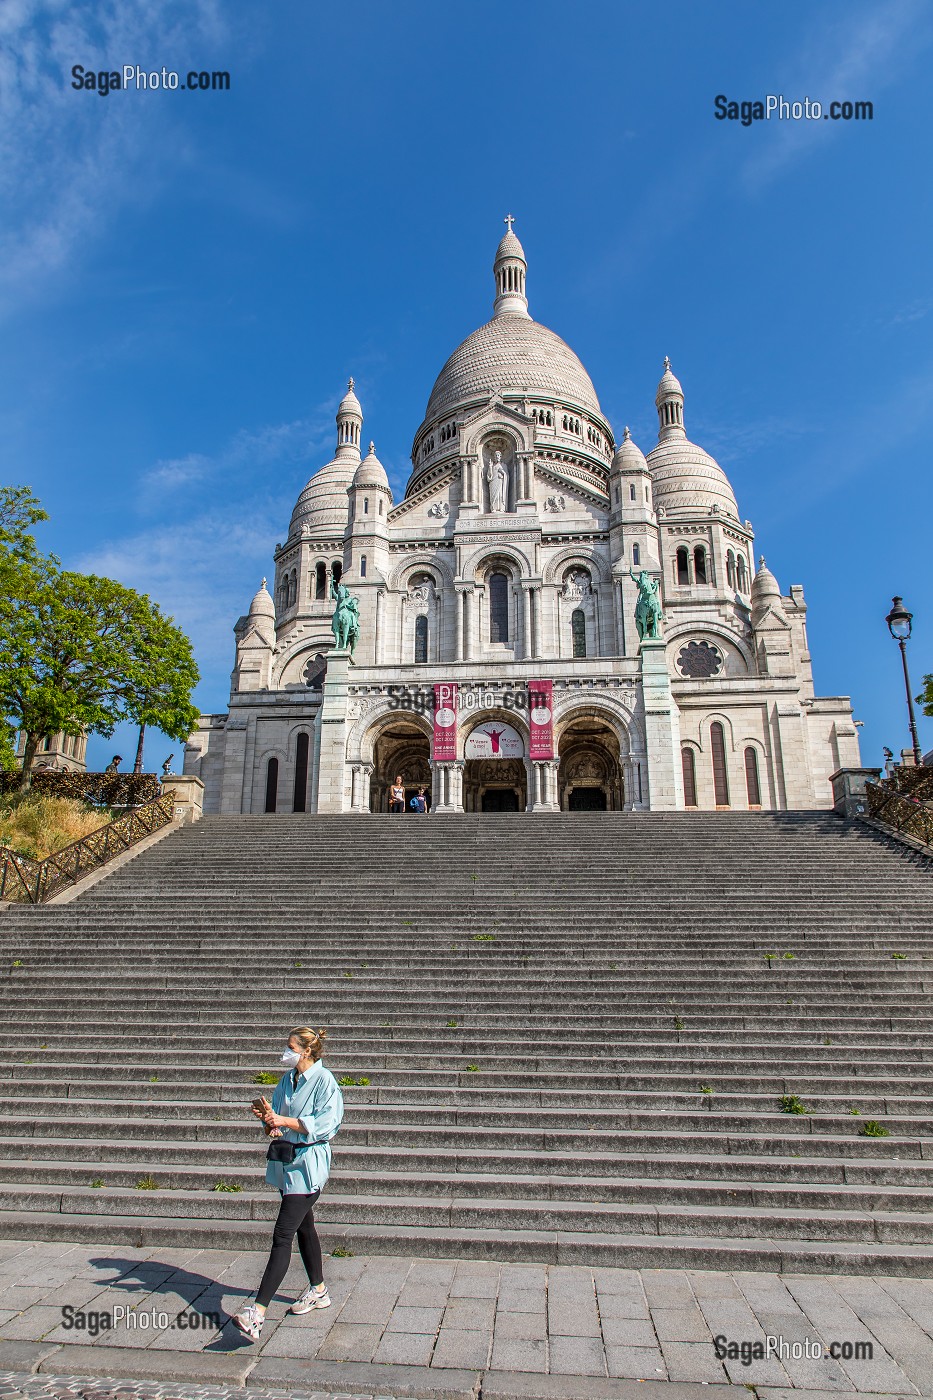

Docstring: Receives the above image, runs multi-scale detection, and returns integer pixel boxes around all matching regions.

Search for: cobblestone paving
[1,1239,932,1394]
[0,1377,397,1400]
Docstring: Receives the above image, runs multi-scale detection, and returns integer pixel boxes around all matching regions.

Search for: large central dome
[420,221,602,428]
[424,315,602,421]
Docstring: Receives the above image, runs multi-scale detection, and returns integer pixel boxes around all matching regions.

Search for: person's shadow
[88,1255,266,1352]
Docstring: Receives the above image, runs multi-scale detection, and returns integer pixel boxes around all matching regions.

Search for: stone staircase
[1,811,932,1276]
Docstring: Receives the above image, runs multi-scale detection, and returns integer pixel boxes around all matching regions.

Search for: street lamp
[885,596,923,766]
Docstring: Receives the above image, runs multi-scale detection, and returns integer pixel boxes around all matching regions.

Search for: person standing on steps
[233,1027,344,1342]
[389,773,406,813]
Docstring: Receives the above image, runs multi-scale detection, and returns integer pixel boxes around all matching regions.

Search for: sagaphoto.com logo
[714,94,873,127]
[71,64,230,95]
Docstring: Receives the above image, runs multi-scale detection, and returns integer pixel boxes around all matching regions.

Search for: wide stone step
[2,1208,933,1276]
[1,808,930,1274]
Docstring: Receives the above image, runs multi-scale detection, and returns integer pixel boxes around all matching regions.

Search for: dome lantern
[335,377,363,459]
[656,356,686,442]
[493,214,530,319]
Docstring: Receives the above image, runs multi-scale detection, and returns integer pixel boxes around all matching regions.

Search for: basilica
[184,222,861,813]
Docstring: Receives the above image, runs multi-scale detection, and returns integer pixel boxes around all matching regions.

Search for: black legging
[256,1190,322,1307]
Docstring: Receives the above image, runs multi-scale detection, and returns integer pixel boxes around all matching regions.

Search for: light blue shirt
[264,1059,344,1195]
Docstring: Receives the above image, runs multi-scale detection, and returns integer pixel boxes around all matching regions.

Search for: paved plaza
[0,1239,931,1398]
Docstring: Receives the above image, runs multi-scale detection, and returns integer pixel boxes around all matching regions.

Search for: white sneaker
[232,1302,264,1340]
[290,1283,331,1314]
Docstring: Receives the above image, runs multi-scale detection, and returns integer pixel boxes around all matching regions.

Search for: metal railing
[0,771,161,807]
[865,781,933,852]
[0,792,175,905]
[883,764,933,803]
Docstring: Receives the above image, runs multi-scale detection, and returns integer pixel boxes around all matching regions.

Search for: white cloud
[741,0,932,190]
[75,399,341,709]
[0,0,230,319]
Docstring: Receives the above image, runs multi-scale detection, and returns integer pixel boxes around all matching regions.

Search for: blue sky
[2,0,931,772]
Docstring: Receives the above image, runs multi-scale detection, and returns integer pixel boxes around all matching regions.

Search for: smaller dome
[751,556,781,602]
[338,377,362,418]
[495,228,526,265]
[353,442,390,490]
[248,578,275,620]
[611,425,648,473]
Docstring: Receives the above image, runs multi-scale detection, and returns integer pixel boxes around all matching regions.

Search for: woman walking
[233,1026,344,1341]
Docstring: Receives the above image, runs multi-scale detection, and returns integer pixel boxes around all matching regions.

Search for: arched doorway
[558,714,624,811]
[462,715,527,812]
[370,719,431,812]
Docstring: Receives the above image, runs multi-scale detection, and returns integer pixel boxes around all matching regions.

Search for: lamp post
[885,596,923,766]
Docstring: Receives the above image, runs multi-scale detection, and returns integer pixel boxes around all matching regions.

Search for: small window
[694,546,708,585]
[681,747,697,807]
[332,561,342,585]
[315,562,326,599]
[414,614,428,663]
[571,608,586,658]
[726,551,736,590]
[711,723,729,807]
[632,543,640,566]
[676,546,690,585]
[629,483,636,501]
[363,497,369,514]
[745,747,761,807]
[360,556,367,578]
[378,498,383,515]
[736,556,748,593]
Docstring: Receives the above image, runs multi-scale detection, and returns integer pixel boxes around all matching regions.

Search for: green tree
[0,487,201,786]
[0,486,49,559]
[0,566,144,788]
[120,596,201,773]
[920,673,933,721]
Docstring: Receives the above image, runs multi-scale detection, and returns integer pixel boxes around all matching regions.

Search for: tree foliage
[0,486,200,785]
[920,673,933,722]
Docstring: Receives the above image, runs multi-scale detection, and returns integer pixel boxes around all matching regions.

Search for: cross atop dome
[504,213,515,233]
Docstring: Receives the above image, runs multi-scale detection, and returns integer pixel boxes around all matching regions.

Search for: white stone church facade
[185,222,861,814]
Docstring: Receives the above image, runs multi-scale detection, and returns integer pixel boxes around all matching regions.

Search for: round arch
[460,541,533,583]
[460,707,530,812]
[388,551,456,593]
[361,709,433,813]
[542,546,612,587]
[665,622,754,676]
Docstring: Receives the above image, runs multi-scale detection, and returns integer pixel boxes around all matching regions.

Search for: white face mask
[280,1048,301,1069]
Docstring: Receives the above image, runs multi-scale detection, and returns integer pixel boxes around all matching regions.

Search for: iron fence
[0,792,175,904]
[865,781,933,852]
[0,771,160,807]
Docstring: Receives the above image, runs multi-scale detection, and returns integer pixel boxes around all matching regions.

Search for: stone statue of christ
[485,451,508,512]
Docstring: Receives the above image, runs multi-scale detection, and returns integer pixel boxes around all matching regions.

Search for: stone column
[529,760,559,811]
[522,585,532,660]
[360,762,374,813]
[465,587,475,659]
[451,761,465,811]
[455,587,464,660]
[161,775,204,825]
[374,590,384,664]
[350,764,361,810]
[316,648,352,812]
[639,637,684,811]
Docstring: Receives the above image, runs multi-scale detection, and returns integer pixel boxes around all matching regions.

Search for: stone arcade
[185,222,861,813]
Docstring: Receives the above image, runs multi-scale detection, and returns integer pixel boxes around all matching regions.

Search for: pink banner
[528,679,554,760]
[432,683,458,760]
